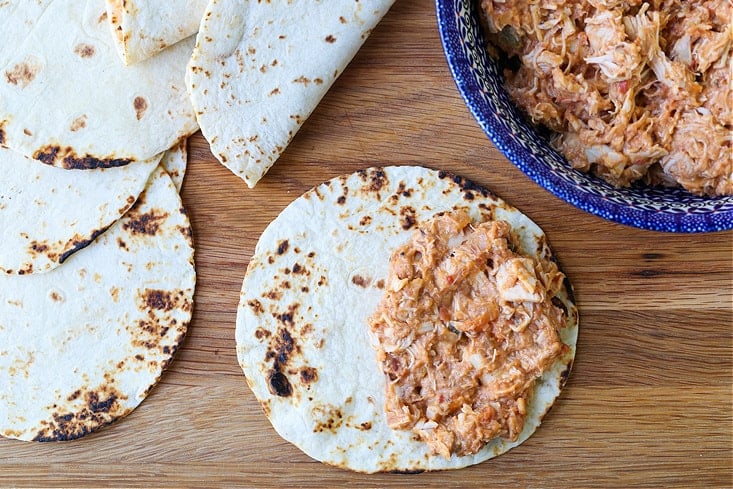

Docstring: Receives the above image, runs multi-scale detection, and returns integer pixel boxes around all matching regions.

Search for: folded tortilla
[0,147,161,275]
[187,0,395,187]
[160,138,188,192]
[0,165,195,441]
[105,0,208,65]
[0,0,198,169]
[236,166,578,472]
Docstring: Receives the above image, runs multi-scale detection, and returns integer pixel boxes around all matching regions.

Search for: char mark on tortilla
[34,145,133,170]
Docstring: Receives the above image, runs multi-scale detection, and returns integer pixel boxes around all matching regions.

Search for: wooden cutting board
[1,1,731,487]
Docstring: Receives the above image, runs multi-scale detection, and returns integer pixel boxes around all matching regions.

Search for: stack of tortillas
[0,0,395,440]
[0,0,197,441]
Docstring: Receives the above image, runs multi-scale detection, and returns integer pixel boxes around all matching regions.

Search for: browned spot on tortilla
[5,59,40,88]
[291,263,307,275]
[22,128,32,136]
[98,11,108,23]
[33,385,128,442]
[558,359,573,389]
[438,170,494,199]
[339,16,347,24]
[357,421,372,431]
[313,406,343,433]
[396,181,412,197]
[140,289,176,312]
[117,238,128,251]
[399,206,417,230]
[29,241,49,254]
[133,97,148,121]
[69,116,87,132]
[293,75,311,85]
[255,327,271,340]
[122,209,169,236]
[299,323,314,336]
[269,87,280,96]
[351,274,370,287]
[299,367,318,385]
[50,291,62,302]
[276,240,289,255]
[267,370,292,397]
[33,145,132,169]
[389,468,426,475]
[248,299,264,315]
[59,227,109,264]
[266,326,296,363]
[273,303,299,327]
[376,279,386,289]
[325,35,337,43]
[265,289,281,300]
[74,44,96,58]
[337,195,346,205]
[358,168,387,192]
[263,315,304,398]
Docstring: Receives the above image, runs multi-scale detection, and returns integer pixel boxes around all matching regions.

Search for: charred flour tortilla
[186,0,395,187]
[0,166,195,441]
[105,0,208,65]
[0,148,161,275]
[236,166,578,473]
[160,138,188,192]
[0,0,198,169]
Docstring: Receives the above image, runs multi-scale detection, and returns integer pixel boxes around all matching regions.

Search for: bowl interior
[436,0,733,232]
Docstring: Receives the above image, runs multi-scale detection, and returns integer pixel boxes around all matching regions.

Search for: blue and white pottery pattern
[436,0,733,232]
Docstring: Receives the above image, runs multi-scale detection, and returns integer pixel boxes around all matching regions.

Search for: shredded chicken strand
[369,211,568,458]
[480,0,733,196]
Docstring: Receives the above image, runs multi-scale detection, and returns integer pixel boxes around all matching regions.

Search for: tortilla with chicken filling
[236,166,578,473]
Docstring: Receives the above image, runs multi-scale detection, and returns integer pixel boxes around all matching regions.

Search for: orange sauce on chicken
[369,210,568,458]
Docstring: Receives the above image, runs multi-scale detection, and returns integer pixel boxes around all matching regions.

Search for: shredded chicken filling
[368,211,568,458]
[480,0,732,196]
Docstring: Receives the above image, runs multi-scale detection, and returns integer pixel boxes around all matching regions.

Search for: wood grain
[1,1,731,487]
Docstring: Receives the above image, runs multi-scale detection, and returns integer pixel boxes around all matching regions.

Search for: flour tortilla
[236,166,578,473]
[0,166,195,441]
[0,0,198,169]
[187,0,395,188]
[105,0,208,65]
[0,148,161,275]
[160,138,188,192]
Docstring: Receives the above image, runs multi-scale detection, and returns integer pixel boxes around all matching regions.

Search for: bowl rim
[435,0,733,233]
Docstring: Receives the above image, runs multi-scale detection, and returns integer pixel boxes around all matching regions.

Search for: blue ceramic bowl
[436,0,733,232]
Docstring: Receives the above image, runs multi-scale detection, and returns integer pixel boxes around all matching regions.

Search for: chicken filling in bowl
[368,210,569,458]
[480,0,732,196]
